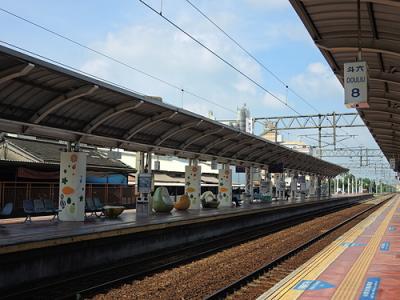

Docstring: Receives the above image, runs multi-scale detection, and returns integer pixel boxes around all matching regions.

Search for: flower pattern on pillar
[218,169,232,207]
[58,152,87,221]
[185,165,201,209]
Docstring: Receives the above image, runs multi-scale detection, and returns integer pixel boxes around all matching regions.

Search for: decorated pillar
[185,159,201,209]
[58,152,87,221]
[276,173,285,200]
[260,169,272,200]
[290,173,298,200]
[245,166,254,199]
[136,152,152,217]
[218,164,232,207]
[316,176,322,200]
[308,175,316,197]
[298,175,306,200]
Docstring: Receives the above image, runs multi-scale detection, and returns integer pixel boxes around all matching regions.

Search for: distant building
[261,122,283,143]
[280,141,313,155]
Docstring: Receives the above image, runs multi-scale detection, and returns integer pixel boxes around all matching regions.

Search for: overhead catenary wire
[184,0,319,114]
[183,0,357,149]
[138,0,302,116]
[144,0,354,149]
[0,7,237,115]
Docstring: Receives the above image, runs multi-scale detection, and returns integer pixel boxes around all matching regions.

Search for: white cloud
[263,22,311,43]
[262,91,288,109]
[80,10,267,121]
[290,62,343,108]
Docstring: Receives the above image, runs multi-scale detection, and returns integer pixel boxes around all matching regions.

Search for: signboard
[360,277,380,300]
[235,165,246,173]
[341,242,366,248]
[260,180,269,194]
[293,280,335,291]
[138,173,152,193]
[380,241,390,251]
[344,61,369,108]
[269,163,284,173]
[246,117,254,134]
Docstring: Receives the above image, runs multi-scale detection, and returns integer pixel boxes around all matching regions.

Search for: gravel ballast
[92,203,376,300]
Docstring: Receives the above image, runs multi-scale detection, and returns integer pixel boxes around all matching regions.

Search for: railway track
[0,196,387,300]
[204,196,391,300]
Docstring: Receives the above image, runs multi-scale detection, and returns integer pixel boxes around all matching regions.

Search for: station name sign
[344,61,369,108]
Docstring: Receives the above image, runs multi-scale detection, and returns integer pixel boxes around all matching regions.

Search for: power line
[184,0,319,114]
[183,0,356,148]
[0,7,237,115]
[138,0,302,115]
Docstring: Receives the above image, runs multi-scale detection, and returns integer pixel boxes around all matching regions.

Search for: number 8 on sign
[352,88,360,98]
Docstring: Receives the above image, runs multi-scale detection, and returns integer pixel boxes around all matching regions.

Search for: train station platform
[259,194,399,300]
[0,194,371,291]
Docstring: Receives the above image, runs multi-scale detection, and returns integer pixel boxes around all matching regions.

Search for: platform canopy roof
[290,0,400,169]
[0,45,346,176]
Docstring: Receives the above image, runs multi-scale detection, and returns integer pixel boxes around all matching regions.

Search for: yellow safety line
[332,198,398,300]
[257,198,394,300]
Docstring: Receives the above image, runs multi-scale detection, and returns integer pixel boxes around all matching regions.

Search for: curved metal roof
[0,45,346,176]
[290,0,400,169]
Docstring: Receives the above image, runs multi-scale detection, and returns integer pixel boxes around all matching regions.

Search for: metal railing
[0,181,136,213]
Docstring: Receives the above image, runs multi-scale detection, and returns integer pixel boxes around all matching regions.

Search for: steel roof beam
[155,120,203,146]
[30,85,99,124]
[0,63,34,85]
[262,149,289,164]
[256,149,282,163]
[244,147,268,161]
[218,139,257,157]
[180,127,224,150]
[232,144,264,160]
[200,132,241,153]
[83,100,144,134]
[316,38,400,58]
[123,110,177,140]
[367,2,379,40]
[361,0,400,8]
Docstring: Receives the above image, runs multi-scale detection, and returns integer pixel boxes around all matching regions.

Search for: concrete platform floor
[259,194,399,300]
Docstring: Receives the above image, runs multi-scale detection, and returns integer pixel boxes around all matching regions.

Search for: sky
[0,0,394,181]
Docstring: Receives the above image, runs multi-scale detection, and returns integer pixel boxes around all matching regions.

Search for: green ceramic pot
[153,187,174,213]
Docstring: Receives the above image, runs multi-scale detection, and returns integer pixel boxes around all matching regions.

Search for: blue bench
[23,199,60,222]
[85,197,104,217]
[0,202,13,218]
